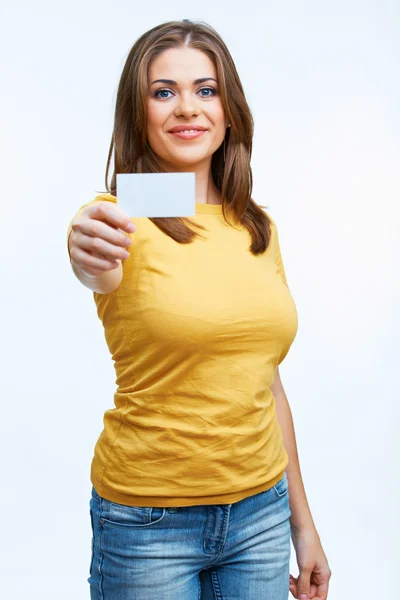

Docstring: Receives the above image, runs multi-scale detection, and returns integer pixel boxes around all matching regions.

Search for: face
[146,47,228,170]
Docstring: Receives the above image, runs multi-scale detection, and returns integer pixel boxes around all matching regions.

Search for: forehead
[148,47,217,80]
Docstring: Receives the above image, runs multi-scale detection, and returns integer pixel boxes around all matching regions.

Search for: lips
[168,125,207,132]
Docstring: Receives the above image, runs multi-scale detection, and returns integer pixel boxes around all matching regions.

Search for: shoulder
[259,208,278,247]
[262,209,277,230]
[256,203,277,230]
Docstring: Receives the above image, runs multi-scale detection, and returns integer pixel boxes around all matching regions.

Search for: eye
[154,89,173,99]
[153,87,217,99]
[198,87,217,97]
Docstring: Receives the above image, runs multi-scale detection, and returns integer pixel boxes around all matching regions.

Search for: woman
[67,19,331,600]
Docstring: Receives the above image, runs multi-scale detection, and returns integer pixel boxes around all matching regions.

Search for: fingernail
[300,595,308,599]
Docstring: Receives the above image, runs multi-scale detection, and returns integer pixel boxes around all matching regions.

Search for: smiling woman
[67,17,330,600]
[94,19,276,253]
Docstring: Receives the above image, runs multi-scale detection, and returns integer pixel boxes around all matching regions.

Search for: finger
[297,568,312,599]
[76,217,134,250]
[308,583,318,598]
[314,581,329,600]
[289,574,298,596]
[88,202,135,234]
[73,231,131,262]
[70,246,120,274]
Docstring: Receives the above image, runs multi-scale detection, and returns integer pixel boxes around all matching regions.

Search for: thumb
[298,568,311,599]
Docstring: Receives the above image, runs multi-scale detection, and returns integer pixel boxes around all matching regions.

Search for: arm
[272,366,331,599]
[271,366,317,536]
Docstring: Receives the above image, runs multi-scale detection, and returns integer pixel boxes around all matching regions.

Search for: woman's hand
[68,202,135,277]
[289,527,332,600]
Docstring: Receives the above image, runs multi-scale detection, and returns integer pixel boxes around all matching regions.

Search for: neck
[158,156,222,205]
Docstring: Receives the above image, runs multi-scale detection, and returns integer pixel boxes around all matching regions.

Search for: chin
[162,150,211,164]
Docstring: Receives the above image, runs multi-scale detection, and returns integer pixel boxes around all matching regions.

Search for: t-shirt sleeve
[268,214,288,287]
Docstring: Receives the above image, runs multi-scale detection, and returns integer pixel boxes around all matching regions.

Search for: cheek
[146,101,163,132]
[211,96,225,114]
[146,106,159,131]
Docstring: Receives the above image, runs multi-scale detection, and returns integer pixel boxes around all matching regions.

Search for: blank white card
[116,173,196,218]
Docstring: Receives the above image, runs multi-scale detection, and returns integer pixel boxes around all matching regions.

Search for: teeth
[176,130,199,133]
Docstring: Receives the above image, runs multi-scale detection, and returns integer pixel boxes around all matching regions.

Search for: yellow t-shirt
[67,193,298,507]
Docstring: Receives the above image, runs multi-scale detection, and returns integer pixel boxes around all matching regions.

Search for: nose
[174,92,200,118]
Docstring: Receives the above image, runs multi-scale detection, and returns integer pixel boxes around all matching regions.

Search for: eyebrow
[149,77,218,87]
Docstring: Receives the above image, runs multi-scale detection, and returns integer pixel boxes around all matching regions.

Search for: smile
[169,130,206,139]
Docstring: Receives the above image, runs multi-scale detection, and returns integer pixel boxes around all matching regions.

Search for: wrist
[290,519,318,538]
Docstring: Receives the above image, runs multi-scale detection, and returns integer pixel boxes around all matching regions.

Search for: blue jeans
[88,472,291,599]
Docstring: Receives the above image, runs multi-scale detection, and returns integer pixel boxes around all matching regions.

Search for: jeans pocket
[101,500,167,528]
[273,471,289,498]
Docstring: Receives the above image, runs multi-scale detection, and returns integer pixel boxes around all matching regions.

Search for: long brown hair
[102,19,272,254]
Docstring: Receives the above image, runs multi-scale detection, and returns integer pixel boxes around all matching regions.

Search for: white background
[1,1,399,598]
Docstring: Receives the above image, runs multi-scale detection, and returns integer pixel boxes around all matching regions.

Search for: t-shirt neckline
[195,202,223,214]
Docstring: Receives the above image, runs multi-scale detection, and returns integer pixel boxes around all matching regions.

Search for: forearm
[70,257,123,294]
[274,387,318,536]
